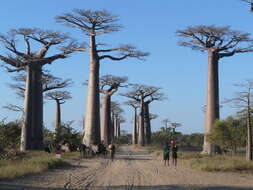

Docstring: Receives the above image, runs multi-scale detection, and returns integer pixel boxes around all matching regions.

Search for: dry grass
[189,155,253,172]
[0,150,80,179]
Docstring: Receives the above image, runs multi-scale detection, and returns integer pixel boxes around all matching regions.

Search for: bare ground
[1,146,253,190]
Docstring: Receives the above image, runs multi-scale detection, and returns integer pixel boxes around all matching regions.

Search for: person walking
[163,142,170,166]
[108,143,116,161]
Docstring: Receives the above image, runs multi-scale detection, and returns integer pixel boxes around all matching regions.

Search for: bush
[0,121,21,150]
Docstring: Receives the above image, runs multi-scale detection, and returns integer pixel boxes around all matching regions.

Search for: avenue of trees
[1,4,253,163]
[56,9,149,146]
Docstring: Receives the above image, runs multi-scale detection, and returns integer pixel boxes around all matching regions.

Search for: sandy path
[0,146,253,190]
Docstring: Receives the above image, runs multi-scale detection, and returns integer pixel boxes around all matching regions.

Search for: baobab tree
[170,122,182,140]
[121,84,165,146]
[56,9,149,146]
[241,0,253,11]
[4,73,73,133]
[177,25,253,154]
[125,100,139,145]
[111,101,124,140]
[8,72,73,99]
[100,75,127,144]
[223,80,253,161]
[0,28,80,150]
[149,114,158,121]
[45,91,72,143]
[162,118,171,132]
[116,117,126,138]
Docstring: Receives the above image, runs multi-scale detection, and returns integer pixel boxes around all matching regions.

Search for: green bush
[0,121,21,150]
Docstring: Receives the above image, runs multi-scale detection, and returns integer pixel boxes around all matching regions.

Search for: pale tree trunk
[101,94,111,145]
[246,104,252,161]
[20,65,33,151]
[55,100,61,142]
[114,115,117,138]
[32,65,44,149]
[111,113,115,138]
[138,98,145,146]
[203,49,220,155]
[111,113,115,142]
[115,118,118,138]
[83,35,101,146]
[117,122,120,137]
[143,102,151,144]
[132,107,138,144]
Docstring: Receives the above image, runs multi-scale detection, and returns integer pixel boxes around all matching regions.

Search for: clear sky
[0,0,253,134]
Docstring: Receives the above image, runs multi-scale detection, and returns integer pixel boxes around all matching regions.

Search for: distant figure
[98,141,107,157]
[108,143,116,161]
[171,144,178,167]
[163,142,170,166]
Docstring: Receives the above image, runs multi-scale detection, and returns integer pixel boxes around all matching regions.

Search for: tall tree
[0,28,80,150]
[8,72,73,99]
[100,75,127,144]
[125,100,139,145]
[56,9,149,146]
[45,91,72,143]
[177,25,253,154]
[116,117,125,138]
[162,119,171,132]
[111,101,124,141]
[223,80,253,160]
[121,84,164,146]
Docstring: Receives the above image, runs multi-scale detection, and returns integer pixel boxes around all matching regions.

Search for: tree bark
[203,49,220,155]
[55,100,61,142]
[117,122,120,137]
[132,107,138,144]
[246,104,252,161]
[32,65,44,150]
[20,65,33,151]
[101,94,112,145]
[111,113,114,142]
[83,35,101,146]
[143,102,151,144]
[138,98,145,146]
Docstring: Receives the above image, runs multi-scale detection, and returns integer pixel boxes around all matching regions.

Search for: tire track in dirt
[1,146,253,190]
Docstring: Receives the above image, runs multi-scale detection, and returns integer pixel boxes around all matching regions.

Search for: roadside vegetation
[0,120,81,179]
[0,151,78,179]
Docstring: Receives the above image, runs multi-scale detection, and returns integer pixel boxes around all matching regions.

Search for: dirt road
[1,146,253,190]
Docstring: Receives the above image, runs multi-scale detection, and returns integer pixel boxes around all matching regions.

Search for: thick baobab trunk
[246,105,252,161]
[55,100,61,142]
[20,65,33,151]
[132,107,138,144]
[203,49,220,155]
[32,65,44,149]
[101,94,112,145]
[138,98,145,146]
[83,35,101,146]
[143,102,151,144]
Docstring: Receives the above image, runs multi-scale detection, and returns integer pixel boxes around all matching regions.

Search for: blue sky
[0,0,253,134]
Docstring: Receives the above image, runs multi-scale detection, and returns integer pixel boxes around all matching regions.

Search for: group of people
[163,140,178,167]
